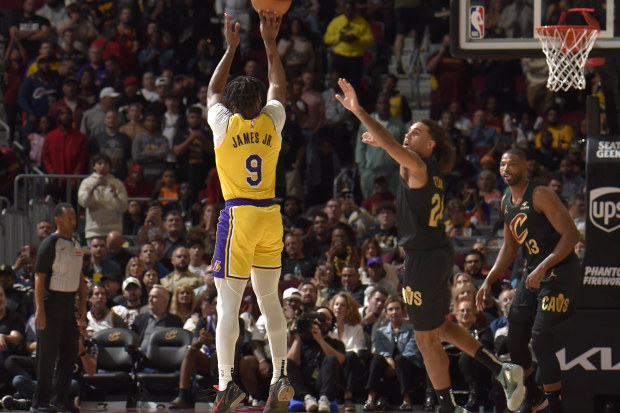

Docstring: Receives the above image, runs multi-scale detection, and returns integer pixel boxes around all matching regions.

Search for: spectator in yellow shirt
[533,105,574,149]
[324,1,374,97]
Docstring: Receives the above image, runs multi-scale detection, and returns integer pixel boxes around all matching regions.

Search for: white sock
[214,277,246,391]
[218,365,234,391]
[251,268,288,385]
[271,357,287,384]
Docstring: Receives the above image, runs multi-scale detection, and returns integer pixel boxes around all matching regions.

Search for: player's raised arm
[335,78,427,179]
[259,10,286,104]
[207,13,240,109]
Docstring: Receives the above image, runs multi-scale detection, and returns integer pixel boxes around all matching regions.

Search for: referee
[32,203,87,413]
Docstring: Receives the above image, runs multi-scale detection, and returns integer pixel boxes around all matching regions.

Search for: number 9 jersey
[208,100,285,200]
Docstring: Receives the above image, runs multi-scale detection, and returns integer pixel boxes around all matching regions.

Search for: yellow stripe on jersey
[215,112,281,200]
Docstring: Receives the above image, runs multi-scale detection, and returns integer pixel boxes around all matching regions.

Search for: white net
[536,26,599,92]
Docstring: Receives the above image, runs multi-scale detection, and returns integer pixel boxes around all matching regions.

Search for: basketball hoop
[536,8,601,92]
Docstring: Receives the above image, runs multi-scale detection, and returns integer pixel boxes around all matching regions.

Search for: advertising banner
[581,138,620,308]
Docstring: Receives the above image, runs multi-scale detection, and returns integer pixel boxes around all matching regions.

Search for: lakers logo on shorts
[402,286,423,306]
[213,260,222,273]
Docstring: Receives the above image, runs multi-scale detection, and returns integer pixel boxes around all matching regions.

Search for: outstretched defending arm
[259,11,286,104]
[335,78,428,181]
[207,13,240,110]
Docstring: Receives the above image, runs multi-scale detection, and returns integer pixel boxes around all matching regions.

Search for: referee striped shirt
[34,233,83,293]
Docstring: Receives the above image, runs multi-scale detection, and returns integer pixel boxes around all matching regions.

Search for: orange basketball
[251,0,292,15]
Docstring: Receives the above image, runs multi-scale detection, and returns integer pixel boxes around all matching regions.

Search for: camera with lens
[289,311,326,340]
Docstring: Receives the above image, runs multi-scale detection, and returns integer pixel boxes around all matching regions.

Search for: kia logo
[589,187,620,233]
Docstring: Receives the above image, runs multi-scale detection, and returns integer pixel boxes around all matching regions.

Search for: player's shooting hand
[476,280,490,312]
[525,267,544,289]
[258,10,282,43]
[223,13,241,50]
[361,132,380,147]
[335,78,361,113]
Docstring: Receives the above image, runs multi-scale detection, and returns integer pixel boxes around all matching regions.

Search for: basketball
[251,0,292,15]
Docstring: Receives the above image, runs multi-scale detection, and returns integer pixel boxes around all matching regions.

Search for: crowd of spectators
[0,0,593,411]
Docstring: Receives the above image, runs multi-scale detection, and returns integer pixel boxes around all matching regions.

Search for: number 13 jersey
[208,100,285,200]
[502,181,567,270]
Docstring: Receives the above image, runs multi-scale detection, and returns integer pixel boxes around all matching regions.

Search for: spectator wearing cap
[363,201,398,255]
[123,164,154,198]
[78,153,128,239]
[48,76,89,129]
[112,276,146,328]
[0,264,33,320]
[363,256,397,306]
[86,283,127,337]
[88,110,132,180]
[41,106,89,174]
[118,76,147,118]
[18,54,59,135]
[188,38,218,88]
[145,76,169,118]
[84,236,123,286]
[282,287,303,322]
[80,86,119,139]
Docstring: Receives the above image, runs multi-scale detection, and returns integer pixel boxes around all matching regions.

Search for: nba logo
[470,6,485,39]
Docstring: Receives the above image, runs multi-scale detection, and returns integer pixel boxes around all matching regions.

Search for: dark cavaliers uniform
[397,158,454,331]
[502,182,581,329]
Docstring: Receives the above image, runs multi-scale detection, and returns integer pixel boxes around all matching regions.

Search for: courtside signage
[589,187,620,233]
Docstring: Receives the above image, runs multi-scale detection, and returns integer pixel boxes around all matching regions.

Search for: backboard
[450,0,618,58]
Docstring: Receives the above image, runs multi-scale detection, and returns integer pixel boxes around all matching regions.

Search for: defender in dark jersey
[477,149,581,413]
[336,79,524,413]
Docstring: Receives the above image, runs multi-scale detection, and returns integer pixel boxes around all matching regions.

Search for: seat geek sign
[581,138,620,308]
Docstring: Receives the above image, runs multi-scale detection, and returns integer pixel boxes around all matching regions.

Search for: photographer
[287,307,345,412]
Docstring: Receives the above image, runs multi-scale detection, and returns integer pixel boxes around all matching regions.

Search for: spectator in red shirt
[361,176,395,216]
[41,107,88,174]
[123,164,154,198]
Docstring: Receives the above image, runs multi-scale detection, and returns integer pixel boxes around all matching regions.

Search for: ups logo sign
[165,330,179,340]
[402,286,422,306]
[589,187,620,233]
